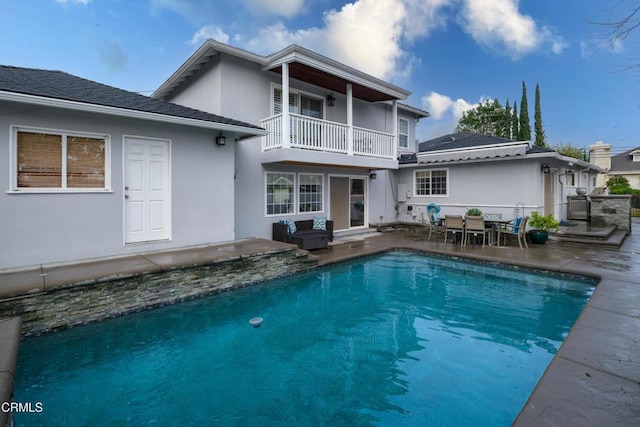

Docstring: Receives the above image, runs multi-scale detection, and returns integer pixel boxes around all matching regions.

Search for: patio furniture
[498,216,529,249]
[464,216,491,247]
[425,211,444,240]
[483,213,503,246]
[444,215,464,245]
[272,219,334,250]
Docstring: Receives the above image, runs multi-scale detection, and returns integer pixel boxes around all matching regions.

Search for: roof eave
[152,39,268,100]
[0,90,267,137]
[264,45,411,100]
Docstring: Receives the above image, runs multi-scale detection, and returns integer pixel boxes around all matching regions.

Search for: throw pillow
[286,218,297,234]
[312,216,327,231]
[513,217,522,233]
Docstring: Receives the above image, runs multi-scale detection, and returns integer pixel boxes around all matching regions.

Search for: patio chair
[463,215,491,247]
[499,216,529,249]
[425,211,444,241]
[444,215,464,245]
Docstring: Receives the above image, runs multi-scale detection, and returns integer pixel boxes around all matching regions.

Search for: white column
[282,62,290,148]
[347,83,353,155]
[392,100,398,158]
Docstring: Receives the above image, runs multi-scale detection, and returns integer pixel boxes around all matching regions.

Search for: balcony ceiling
[269,63,397,102]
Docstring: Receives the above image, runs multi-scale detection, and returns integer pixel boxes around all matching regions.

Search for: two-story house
[152,40,429,239]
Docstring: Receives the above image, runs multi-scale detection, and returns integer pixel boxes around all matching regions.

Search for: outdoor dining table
[483,218,515,247]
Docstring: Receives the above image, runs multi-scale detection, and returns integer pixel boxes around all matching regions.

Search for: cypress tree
[511,102,519,140]
[504,99,511,139]
[518,81,531,141]
[534,83,546,147]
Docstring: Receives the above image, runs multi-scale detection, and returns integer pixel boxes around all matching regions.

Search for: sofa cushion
[286,218,297,234]
[312,216,327,231]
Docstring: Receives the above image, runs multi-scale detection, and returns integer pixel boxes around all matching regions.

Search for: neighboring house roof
[0,65,265,138]
[610,147,640,172]
[400,132,600,172]
[152,39,413,103]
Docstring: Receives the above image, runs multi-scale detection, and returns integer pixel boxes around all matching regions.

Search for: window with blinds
[15,129,107,191]
[273,87,323,118]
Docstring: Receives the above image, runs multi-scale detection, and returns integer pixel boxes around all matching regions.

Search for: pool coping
[2,226,639,425]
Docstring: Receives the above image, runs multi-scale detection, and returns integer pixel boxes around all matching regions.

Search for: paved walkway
[1,219,639,425]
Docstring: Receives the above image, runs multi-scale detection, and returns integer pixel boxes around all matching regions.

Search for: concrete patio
[1,218,639,425]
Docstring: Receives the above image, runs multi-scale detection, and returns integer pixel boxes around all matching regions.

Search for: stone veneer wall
[0,248,317,337]
[590,195,632,233]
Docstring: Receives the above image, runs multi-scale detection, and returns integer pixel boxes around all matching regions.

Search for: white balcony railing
[261,113,395,159]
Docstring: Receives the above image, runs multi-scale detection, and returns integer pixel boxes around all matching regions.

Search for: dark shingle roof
[398,132,556,165]
[0,65,262,131]
[611,147,640,172]
[418,132,516,152]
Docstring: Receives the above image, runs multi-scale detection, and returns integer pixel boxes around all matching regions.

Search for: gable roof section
[0,65,265,138]
[610,147,640,172]
[152,39,412,103]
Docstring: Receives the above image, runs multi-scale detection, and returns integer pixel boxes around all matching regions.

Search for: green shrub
[466,208,483,216]
[528,211,560,232]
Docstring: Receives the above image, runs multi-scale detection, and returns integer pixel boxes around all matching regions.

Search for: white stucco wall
[0,101,237,269]
[392,159,544,225]
[163,53,420,240]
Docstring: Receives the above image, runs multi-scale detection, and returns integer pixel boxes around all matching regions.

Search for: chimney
[588,141,611,187]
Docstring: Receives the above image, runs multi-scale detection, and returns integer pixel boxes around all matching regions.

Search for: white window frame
[271,84,325,119]
[398,118,409,149]
[9,125,111,193]
[298,173,324,214]
[566,171,576,187]
[265,171,296,217]
[414,168,449,197]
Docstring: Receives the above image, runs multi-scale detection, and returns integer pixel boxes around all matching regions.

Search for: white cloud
[241,0,305,18]
[580,37,624,59]
[459,0,566,59]
[189,25,230,46]
[421,91,476,120]
[418,91,479,140]
[237,0,450,81]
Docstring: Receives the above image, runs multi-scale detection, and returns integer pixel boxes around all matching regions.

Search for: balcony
[260,113,398,169]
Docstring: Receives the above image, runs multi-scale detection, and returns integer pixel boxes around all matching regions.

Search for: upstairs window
[273,87,323,119]
[13,128,109,192]
[398,118,409,148]
[415,169,448,196]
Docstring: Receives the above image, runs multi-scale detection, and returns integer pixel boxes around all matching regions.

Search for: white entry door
[124,137,171,243]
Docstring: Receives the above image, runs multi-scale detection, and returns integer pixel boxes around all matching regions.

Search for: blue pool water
[14,251,595,426]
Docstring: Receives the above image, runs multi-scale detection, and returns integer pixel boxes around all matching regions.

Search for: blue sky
[1,0,638,153]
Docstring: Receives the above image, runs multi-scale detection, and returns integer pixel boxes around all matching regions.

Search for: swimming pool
[14,251,595,426]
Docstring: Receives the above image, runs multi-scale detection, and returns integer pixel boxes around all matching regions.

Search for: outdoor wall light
[327,93,335,107]
[369,170,377,179]
[541,163,551,174]
[216,131,226,146]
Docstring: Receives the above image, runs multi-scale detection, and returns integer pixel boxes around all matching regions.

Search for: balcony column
[281,62,291,148]
[392,100,398,158]
[346,83,353,155]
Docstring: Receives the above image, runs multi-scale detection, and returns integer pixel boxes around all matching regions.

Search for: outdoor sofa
[272,218,334,250]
